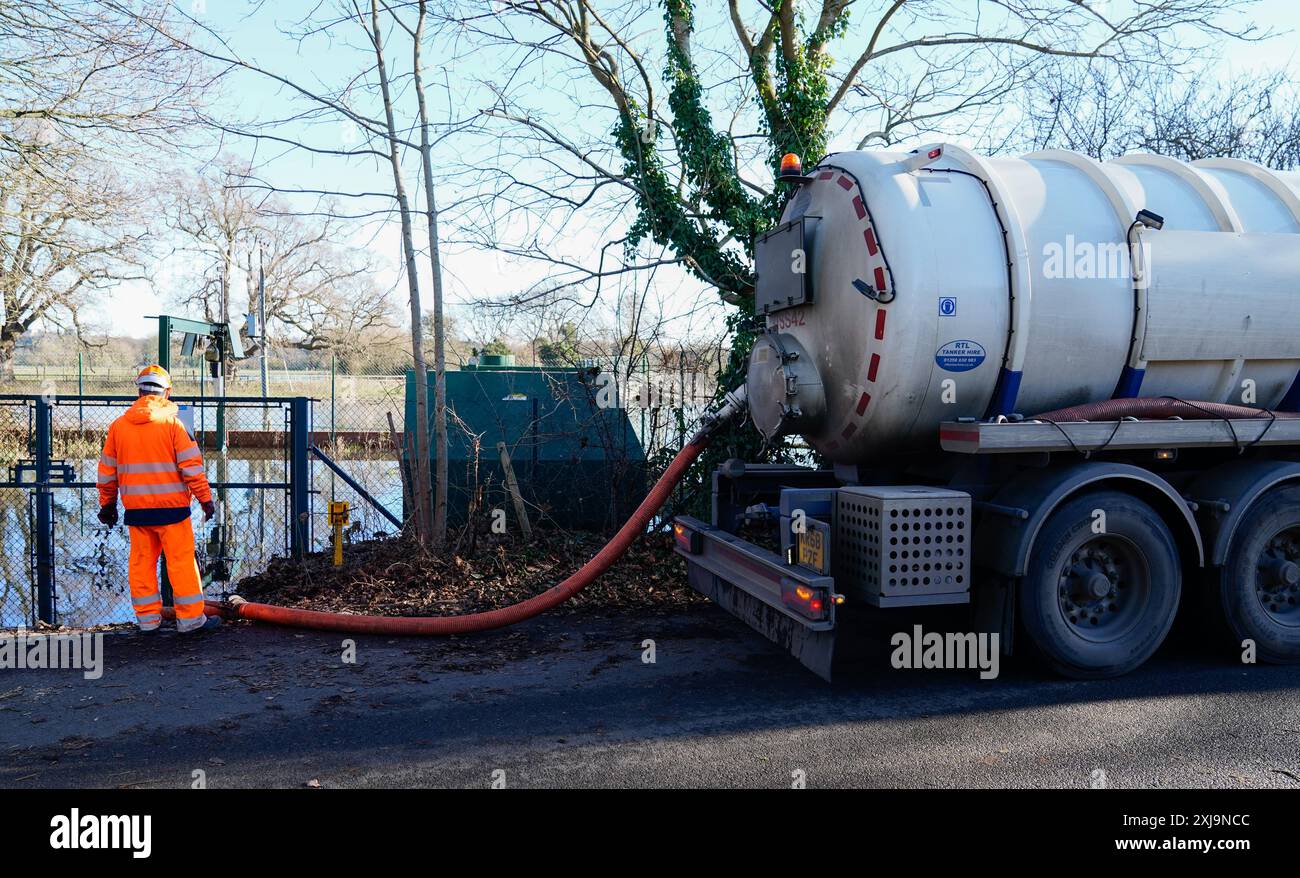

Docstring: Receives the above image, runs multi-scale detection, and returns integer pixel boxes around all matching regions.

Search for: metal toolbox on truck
[834,485,971,607]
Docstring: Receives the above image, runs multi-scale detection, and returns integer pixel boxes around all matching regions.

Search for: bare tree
[0,2,207,165]
[359,0,435,544]
[163,162,395,361]
[1017,63,1300,168]
[0,0,211,376]
[0,152,146,378]
[410,0,451,547]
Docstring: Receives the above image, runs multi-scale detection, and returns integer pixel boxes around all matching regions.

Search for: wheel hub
[1256,528,1300,623]
[1058,539,1146,641]
[1259,557,1300,588]
[1082,570,1113,599]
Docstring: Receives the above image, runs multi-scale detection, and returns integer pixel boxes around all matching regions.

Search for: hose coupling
[691,384,748,444]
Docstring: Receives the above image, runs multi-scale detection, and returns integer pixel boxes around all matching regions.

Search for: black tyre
[1020,490,1181,679]
[1205,485,1300,664]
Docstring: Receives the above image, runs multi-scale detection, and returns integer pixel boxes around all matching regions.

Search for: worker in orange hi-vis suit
[97,365,220,634]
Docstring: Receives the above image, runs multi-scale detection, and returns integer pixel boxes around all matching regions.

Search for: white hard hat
[136,364,173,391]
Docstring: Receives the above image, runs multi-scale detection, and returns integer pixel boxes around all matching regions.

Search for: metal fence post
[34,395,55,624]
[157,315,172,370]
[290,396,311,559]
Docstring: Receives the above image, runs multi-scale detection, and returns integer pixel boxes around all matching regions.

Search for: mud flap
[687,563,837,681]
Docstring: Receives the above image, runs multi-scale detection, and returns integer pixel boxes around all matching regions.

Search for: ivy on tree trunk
[611,0,844,493]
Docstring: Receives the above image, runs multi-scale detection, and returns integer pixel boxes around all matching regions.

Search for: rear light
[781,579,834,621]
[903,145,944,172]
[673,521,702,554]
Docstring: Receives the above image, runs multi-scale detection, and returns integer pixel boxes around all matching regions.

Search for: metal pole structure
[259,247,269,431]
[289,396,311,560]
[199,357,205,440]
[34,396,54,624]
[214,347,226,453]
[157,315,172,370]
[330,353,336,501]
[156,317,175,608]
[216,275,228,453]
[77,352,85,536]
[257,248,269,547]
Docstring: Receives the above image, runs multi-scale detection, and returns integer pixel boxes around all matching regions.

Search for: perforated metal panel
[834,486,971,606]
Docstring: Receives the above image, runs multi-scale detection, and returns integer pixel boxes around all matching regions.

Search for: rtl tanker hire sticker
[935,339,986,372]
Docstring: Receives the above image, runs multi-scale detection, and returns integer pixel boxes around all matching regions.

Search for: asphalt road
[3,606,1299,789]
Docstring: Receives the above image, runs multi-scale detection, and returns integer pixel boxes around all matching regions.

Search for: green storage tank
[404,365,646,531]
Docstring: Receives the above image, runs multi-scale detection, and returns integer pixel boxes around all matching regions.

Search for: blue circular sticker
[935,340,986,372]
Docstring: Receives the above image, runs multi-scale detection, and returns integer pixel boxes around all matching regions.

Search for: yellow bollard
[329,501,350,566]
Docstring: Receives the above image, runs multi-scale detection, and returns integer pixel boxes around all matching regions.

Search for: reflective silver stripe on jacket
[176,446,201,462]
[120,462,181,475]
[98,473,117,485]
[120,482,188,496]
[179,464,205,478]
[99,454,117,468]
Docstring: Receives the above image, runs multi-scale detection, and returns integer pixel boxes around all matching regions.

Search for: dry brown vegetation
[235,529,698,617]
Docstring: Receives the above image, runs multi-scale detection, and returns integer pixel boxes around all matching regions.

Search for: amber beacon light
[779,152,803,179]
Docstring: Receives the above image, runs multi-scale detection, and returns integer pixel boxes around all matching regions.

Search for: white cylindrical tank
[747,145,1300,463]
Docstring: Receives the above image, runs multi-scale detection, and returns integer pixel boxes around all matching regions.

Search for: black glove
[98,504,118,527]
[201,500,216,521]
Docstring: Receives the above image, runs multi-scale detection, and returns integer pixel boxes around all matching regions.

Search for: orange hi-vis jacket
[98,396,213,527]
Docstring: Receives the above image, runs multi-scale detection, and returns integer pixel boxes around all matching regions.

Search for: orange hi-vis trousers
[128,521,206,632]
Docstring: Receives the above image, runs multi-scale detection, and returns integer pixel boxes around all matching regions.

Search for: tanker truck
[672,144,1300,680]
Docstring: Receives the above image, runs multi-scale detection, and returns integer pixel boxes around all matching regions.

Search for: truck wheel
[1020,490,1181,679]
[1205,485,1300,664]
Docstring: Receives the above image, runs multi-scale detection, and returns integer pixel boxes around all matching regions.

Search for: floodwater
[0,450,403,628]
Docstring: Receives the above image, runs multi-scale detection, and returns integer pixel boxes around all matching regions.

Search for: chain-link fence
[0,397,35,627]
[306,357,407,544]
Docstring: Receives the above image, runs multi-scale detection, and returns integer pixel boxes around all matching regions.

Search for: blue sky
[95,0,1300,340]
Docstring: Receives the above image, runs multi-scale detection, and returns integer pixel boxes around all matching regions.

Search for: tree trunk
[0,326,18,383]
[368,0,433,543]
[412,1,449,548]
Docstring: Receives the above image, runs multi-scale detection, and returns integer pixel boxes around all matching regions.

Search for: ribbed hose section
[1030,397,1300,422]
[207,434,711,635]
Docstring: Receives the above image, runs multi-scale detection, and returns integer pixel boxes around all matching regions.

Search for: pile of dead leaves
[232,529,702,617]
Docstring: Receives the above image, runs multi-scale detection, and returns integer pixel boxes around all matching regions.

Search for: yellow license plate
[796,529,826,573]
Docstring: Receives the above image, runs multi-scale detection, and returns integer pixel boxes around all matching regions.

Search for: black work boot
[182,616,222,634]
